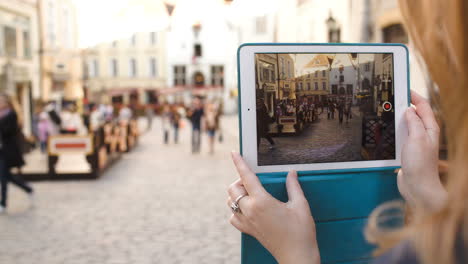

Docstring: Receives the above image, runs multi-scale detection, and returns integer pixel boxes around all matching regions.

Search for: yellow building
[277,54,295,102]
[38,0,83,105]
[296,54,330,102]
[83,31,167,106]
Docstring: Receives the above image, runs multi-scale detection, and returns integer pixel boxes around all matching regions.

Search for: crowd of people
[0,93,225,213]
[161,97,224,155]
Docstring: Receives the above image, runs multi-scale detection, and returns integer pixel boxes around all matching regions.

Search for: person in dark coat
[256,98,275,149]
[0,93,33,213]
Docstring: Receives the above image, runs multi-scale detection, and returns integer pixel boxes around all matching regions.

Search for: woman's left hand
[227,152,320,264]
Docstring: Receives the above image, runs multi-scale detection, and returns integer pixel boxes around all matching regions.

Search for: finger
[231,151,267,197]
[285,170,306,203]
[406,107,426,139]
[229,214,251,235]
[227,180,251,209]
[410,91,439,140]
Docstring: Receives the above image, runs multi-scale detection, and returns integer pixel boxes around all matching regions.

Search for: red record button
[383,101,392,112]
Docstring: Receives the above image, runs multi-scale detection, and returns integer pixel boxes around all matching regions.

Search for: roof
[304,54,331,68]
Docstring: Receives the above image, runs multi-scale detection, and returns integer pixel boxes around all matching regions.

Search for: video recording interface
[254,53,395,166]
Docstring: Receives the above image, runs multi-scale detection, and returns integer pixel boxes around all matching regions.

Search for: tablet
[237,43,409,174]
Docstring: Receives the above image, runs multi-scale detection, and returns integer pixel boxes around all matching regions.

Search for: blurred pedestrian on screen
[187,97,204,154]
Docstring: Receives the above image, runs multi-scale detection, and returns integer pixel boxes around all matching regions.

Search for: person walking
[170,104,181,144]
[0,93,34,213]
[204,103,218,155]
[187,97,204,154]
[145,105,155,131]
[337,100,345,124]
[256,98,275,149]
[37,111,53,153]
[161,105,171,144]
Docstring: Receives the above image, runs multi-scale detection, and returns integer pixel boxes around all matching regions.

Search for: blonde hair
[366,1,468,263]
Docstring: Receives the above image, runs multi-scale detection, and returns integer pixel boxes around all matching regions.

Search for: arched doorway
[193,71,205,87]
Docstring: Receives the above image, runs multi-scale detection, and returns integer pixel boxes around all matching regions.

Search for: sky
[72,0,280,48]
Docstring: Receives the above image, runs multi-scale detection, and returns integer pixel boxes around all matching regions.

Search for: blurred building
[38,0,83,106]
[165,0,238,112]
[82,31,167,106]
[0,0,39,136]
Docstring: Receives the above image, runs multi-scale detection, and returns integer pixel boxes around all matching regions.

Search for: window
[364,62,370,72]
[150,32,157,45]
[281,58,285,77]
[298,82,302,90]
[255,16,267,34]
[346,84,353,95]
[339,75,344,82]
[194,44,202,57]
[149,58,157,77]
[4,27,17,57]
[110,59,118,77]
[23,31,31,59]
[129,58,137,77]
[173,65,186,85]
[89,59,99,77]
[262,68,270,82]
[47,1,56,47]
[322,82,326,90]
[307,71,311,78]
[315,82,318,90]
[314,71,318,77]
[332,85,338,94]
[271,69,275,82]
[130,34,136,46]
[307,83,311,90]
[211,65,224,86]
[322,70,326,77]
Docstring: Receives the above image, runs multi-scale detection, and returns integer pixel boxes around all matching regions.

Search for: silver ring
[231,194,248,214]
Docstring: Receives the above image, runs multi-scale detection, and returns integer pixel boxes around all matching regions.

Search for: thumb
[286,170,305,203]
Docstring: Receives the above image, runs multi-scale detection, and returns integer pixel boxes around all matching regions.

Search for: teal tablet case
[237,43,410,264]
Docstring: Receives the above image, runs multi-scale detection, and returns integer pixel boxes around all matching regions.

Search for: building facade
[0,0,39,136]
[329,54,358,104]
[296,54,330,103]
[38,0,82,106]
[165,0,239,112]
[83,31,167,106]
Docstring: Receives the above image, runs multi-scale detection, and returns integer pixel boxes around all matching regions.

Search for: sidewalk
[0,115,241,264]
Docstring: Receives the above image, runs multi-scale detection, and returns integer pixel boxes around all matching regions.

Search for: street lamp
[326,12,341,43]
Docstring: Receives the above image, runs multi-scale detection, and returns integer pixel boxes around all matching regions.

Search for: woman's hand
[398,91,447,212]
[227,152,320,264]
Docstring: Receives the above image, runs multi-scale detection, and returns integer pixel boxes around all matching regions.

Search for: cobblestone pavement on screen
[258,107,363,166]
[0,116,241,264]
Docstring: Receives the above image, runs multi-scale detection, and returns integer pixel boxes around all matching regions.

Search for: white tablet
[237,43,409,174]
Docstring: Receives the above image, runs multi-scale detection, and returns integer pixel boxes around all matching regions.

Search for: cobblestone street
[258,107,363,165]
[0,116,241,264]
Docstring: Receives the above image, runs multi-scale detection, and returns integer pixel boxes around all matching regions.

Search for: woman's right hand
[398,91,447,212]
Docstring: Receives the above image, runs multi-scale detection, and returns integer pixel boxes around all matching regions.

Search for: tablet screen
[255,53,395,166]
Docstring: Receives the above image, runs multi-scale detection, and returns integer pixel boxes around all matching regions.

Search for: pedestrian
[0,93,34,213]
[256,98,275,149]
[204,102,218,155]
[37,111,53,153]
[118,105,133,123]
[145,105,155,131]
[170,104,181,144]
[337,100,344,124]
[89,104,104,132]
[161,105,171,144]
[187,97,204,154]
